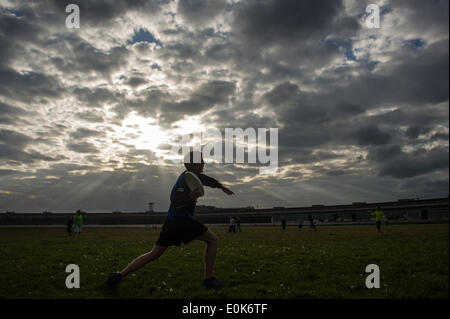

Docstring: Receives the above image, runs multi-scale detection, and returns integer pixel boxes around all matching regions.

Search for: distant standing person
[282,219,286,230]
[369,206,384,237]
[235,216,241,232]
[298,220,303,230]
[66,216,74,236]
[308,215,316,231]
[229,216,236,233]
[72,210,83,239]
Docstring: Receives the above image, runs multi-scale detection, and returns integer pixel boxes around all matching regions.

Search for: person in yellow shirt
[369,206,384,237]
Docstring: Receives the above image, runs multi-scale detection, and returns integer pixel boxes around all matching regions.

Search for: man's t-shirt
[167,171,222,220]
[74,215,83,227]
[371,210,384,221]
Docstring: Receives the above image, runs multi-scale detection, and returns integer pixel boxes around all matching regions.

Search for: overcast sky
[0,0,448,213]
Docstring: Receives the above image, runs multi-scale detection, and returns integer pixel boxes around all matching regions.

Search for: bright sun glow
[114,113,209,162]
[120,112,169,155]
[171,115,206,136]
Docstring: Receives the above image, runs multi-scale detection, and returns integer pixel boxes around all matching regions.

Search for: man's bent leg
[197,230,218,279]
[120,245,167,278]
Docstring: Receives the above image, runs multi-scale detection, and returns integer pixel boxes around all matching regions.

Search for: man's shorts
[156,217,208,247]
[376,221,382,229]
[74,226,83,233]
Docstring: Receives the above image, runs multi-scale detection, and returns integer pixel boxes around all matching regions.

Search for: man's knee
[210,233,218,245]
[203,231,218,245]
[150,245,166,260]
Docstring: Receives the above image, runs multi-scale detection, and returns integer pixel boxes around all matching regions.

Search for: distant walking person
[308,215,316,231]
[369,206,384,237]
[298,220,303,230]
[282,219,286,230]
[229,216,236,233]
[72,210,83,239]
[235,216,241,232]
[66,216,74,236]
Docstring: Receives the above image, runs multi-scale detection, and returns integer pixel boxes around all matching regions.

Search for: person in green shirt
[72,210,83,239]
[369,206,384,237]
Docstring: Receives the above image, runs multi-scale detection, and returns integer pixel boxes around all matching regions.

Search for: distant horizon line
[2,196,448,214]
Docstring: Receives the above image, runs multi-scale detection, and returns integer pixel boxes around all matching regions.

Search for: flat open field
[0,224,448,299]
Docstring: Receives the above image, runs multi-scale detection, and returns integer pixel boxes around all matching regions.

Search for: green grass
[0,224,448,299]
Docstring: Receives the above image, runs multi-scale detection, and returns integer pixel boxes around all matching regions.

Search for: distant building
[0,197,448,226]
[195,205,216,213]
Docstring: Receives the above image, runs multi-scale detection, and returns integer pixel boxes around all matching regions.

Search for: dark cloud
[0,33,22,67]
[69,128,105,140]
[72,86,120,108]
[111,87,170,121]
[0,140,68,165]
[0,102,27,117]
[124,76,148,88]
[367,145,403,162]
[164,42,198,60]
[0,66,64,103]
[422,178,450,195]
[0,169,22,176]
[262,82,300,107]
[158,80,236,125]
[177,0,228,25]
[66,141,99,154]
[331,39,449,108]
[0,8,43,41]
[406,126,432,139]
[50,35,130,77]
[284,150,345,165]
[208,110,278,132]
[0,8,45,66]
[278,127,331,150]
[0,129,33,147]
[233,0,357,46]
[204,43,235,63]
[355,125,392,146]
[48,0,165,27]
[75,111,106,123]
[0,102,35,125]
[385,40,449,106]
[379,147,449,179]
[431,132,449,141]
[395,0,449,36]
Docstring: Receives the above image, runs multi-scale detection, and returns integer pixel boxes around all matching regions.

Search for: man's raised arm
[198,173,234,195]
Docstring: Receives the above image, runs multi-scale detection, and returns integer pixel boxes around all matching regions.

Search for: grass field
[0,224,448,299]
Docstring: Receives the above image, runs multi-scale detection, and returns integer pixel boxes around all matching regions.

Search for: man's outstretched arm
[198,173,234,195]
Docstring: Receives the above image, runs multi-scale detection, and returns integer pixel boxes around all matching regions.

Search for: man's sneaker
[202,276,225,288]
[104,272,122,289]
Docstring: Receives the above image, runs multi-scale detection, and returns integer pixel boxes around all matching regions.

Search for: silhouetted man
[105,151,234,289]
